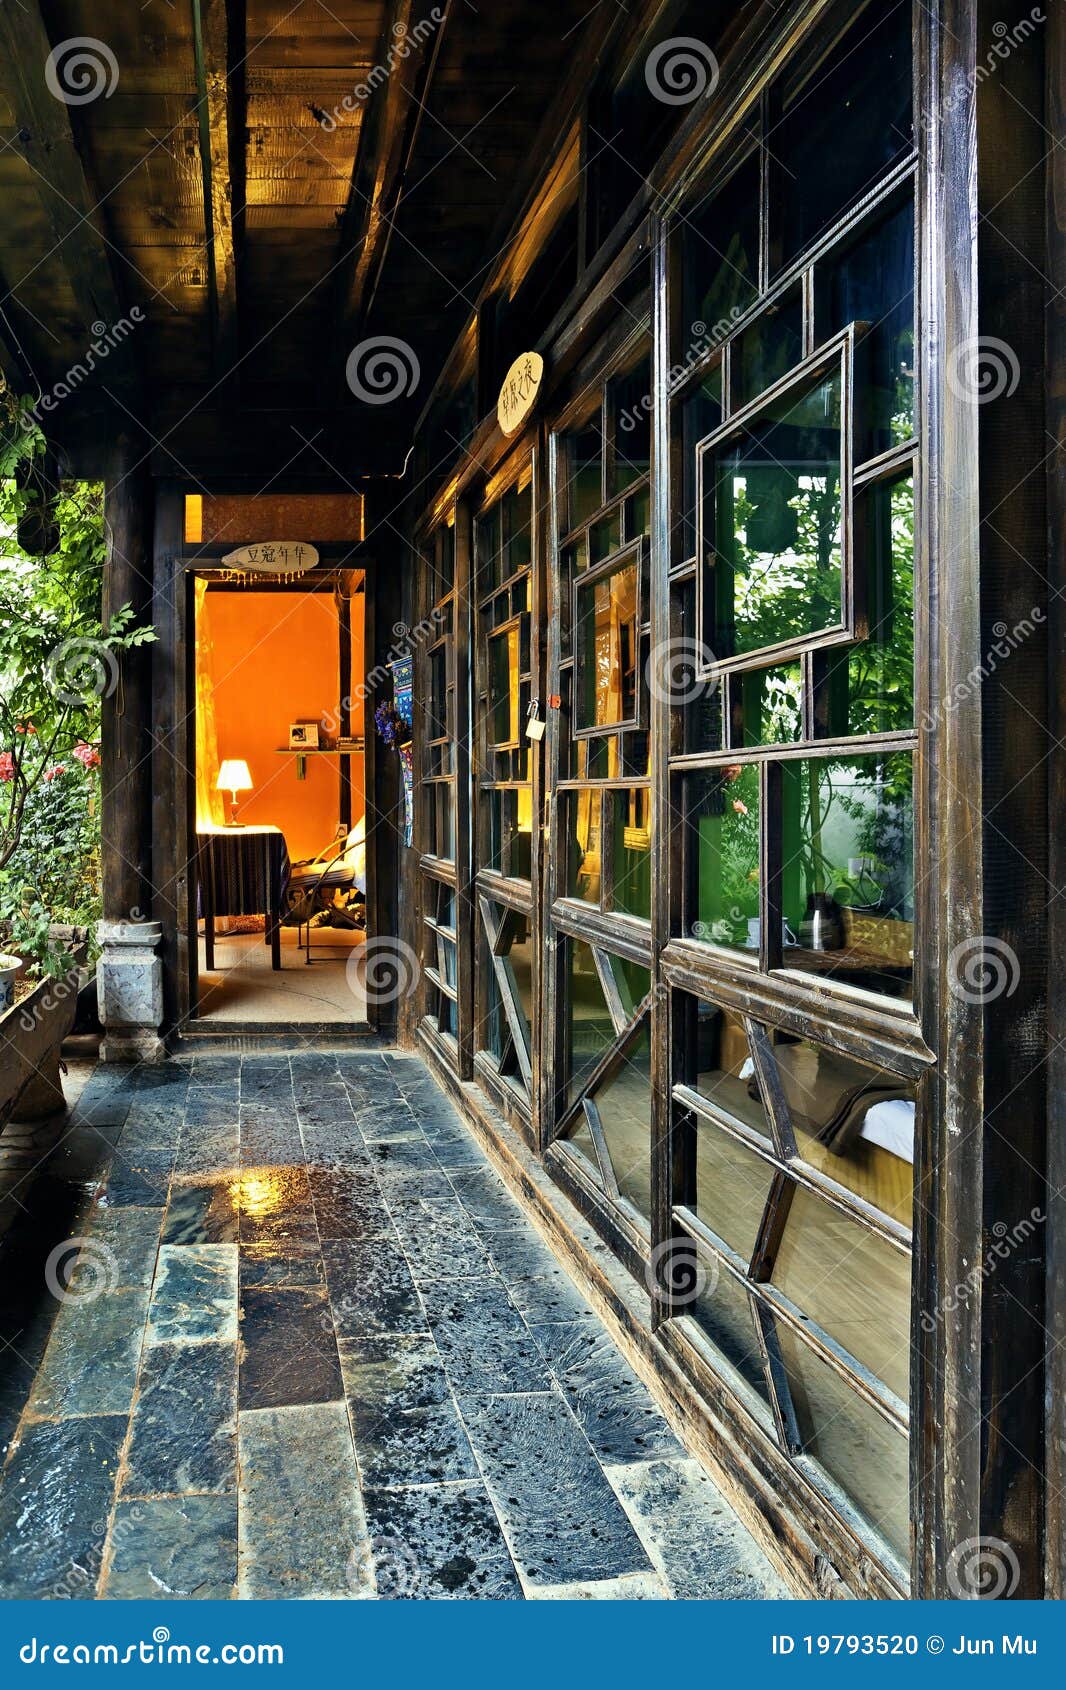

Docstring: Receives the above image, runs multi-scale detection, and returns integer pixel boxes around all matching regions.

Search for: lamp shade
[216,759,253,793]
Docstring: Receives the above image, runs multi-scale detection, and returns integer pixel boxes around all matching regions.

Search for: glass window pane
[693,1000,772,1138]
[682,151,760,343]
[575,558,640,729]
[503,481,532,577]
[590,508,623,565]
[609,788,652,919]
[475,504,500,594]
[567,940,614,1105]
[781,751,914,1001]
[768,1034,915,1230]
[731,288,803,411]
[823,476,914,737]
[564,789,602,904]
[626,486,651,541]
[610,358,652,492]
[428,647,449,740]
[819,194,915,456]
[695,1122,772,1261]
[688,1269,772,1409]
[704,368,844,660]
[487,624,521,748]
[735,662,804,746]
[771,1184,911,1400]
[679,369,723,565]
[429,524,455,598]
[484,787,532,880]
[775,1319,910,1562]
[499,909,534,1037]
[774,0,912,267]
[564,420,603,531]
[428,785,454,859]
[582,1019,652,1218]
[687,763,760,952]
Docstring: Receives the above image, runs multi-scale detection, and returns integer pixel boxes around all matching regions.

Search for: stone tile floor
[0,1050,788,1601]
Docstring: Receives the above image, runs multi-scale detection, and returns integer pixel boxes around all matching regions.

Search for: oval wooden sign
[220,541,320,576]
[497,352,544,437]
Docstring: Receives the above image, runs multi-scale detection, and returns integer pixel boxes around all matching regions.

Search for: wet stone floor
[0,1051,787,1600]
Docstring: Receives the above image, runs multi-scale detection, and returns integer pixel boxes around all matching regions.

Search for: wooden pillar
[101,437,154,922]
[97,440,166,1060]
[914,0,1049,1597]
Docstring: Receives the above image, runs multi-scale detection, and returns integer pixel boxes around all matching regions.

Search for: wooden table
[196,825,290,972]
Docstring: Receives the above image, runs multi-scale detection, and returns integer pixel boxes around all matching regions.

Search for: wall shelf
[275,744,365,780]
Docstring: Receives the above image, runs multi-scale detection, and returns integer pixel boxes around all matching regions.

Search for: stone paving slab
[0,1050,788,1601]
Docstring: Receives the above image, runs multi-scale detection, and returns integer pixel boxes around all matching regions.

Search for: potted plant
[0,392,155,1124]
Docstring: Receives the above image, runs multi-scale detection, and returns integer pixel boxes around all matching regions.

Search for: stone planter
[0,951,86,1128]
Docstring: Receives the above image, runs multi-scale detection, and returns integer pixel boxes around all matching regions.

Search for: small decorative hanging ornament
[525,697,546,742]
[219,541,320,583]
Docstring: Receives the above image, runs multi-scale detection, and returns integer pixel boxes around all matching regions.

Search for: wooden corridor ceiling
[0,0,594,479]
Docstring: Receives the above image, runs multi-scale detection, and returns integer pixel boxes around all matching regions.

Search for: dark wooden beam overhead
[191,0,240,380]
[0,3,136,395]
[332,0,453,371]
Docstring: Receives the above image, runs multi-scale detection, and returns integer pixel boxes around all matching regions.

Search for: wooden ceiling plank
[332,0,453,363]
[0,1,137,398]
[192,0,240,379]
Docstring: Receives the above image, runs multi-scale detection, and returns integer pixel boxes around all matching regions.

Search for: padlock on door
[526,697,546,742]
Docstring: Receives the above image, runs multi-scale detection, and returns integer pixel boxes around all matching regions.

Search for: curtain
[194,579,225,829]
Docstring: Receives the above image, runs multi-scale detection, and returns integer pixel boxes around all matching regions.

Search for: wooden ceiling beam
[331,0,453,377]
[192,0,241,382]
[0,4,137,399]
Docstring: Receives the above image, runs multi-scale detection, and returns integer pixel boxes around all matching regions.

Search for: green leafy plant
[0,390,156,976]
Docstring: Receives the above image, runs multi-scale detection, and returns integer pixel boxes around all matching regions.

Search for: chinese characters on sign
[497,352,544,437]
[219,541,321,581]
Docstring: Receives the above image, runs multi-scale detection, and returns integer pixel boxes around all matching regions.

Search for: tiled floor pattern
[0,1052,788,1600]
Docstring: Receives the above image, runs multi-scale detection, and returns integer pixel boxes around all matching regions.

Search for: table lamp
[216,758,253,825]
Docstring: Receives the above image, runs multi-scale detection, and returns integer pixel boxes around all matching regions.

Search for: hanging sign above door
[219,541,320,581]
[497,352,544,436]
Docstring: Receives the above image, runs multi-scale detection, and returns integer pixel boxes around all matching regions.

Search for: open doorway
[190,569,370,1026]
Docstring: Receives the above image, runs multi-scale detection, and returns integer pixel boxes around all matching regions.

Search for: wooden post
[913,0,1049,1597]
[96,440,166,1059]
[101,438,154,924]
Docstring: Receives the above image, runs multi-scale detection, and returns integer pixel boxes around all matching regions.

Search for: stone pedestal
[96,920,165,1062]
